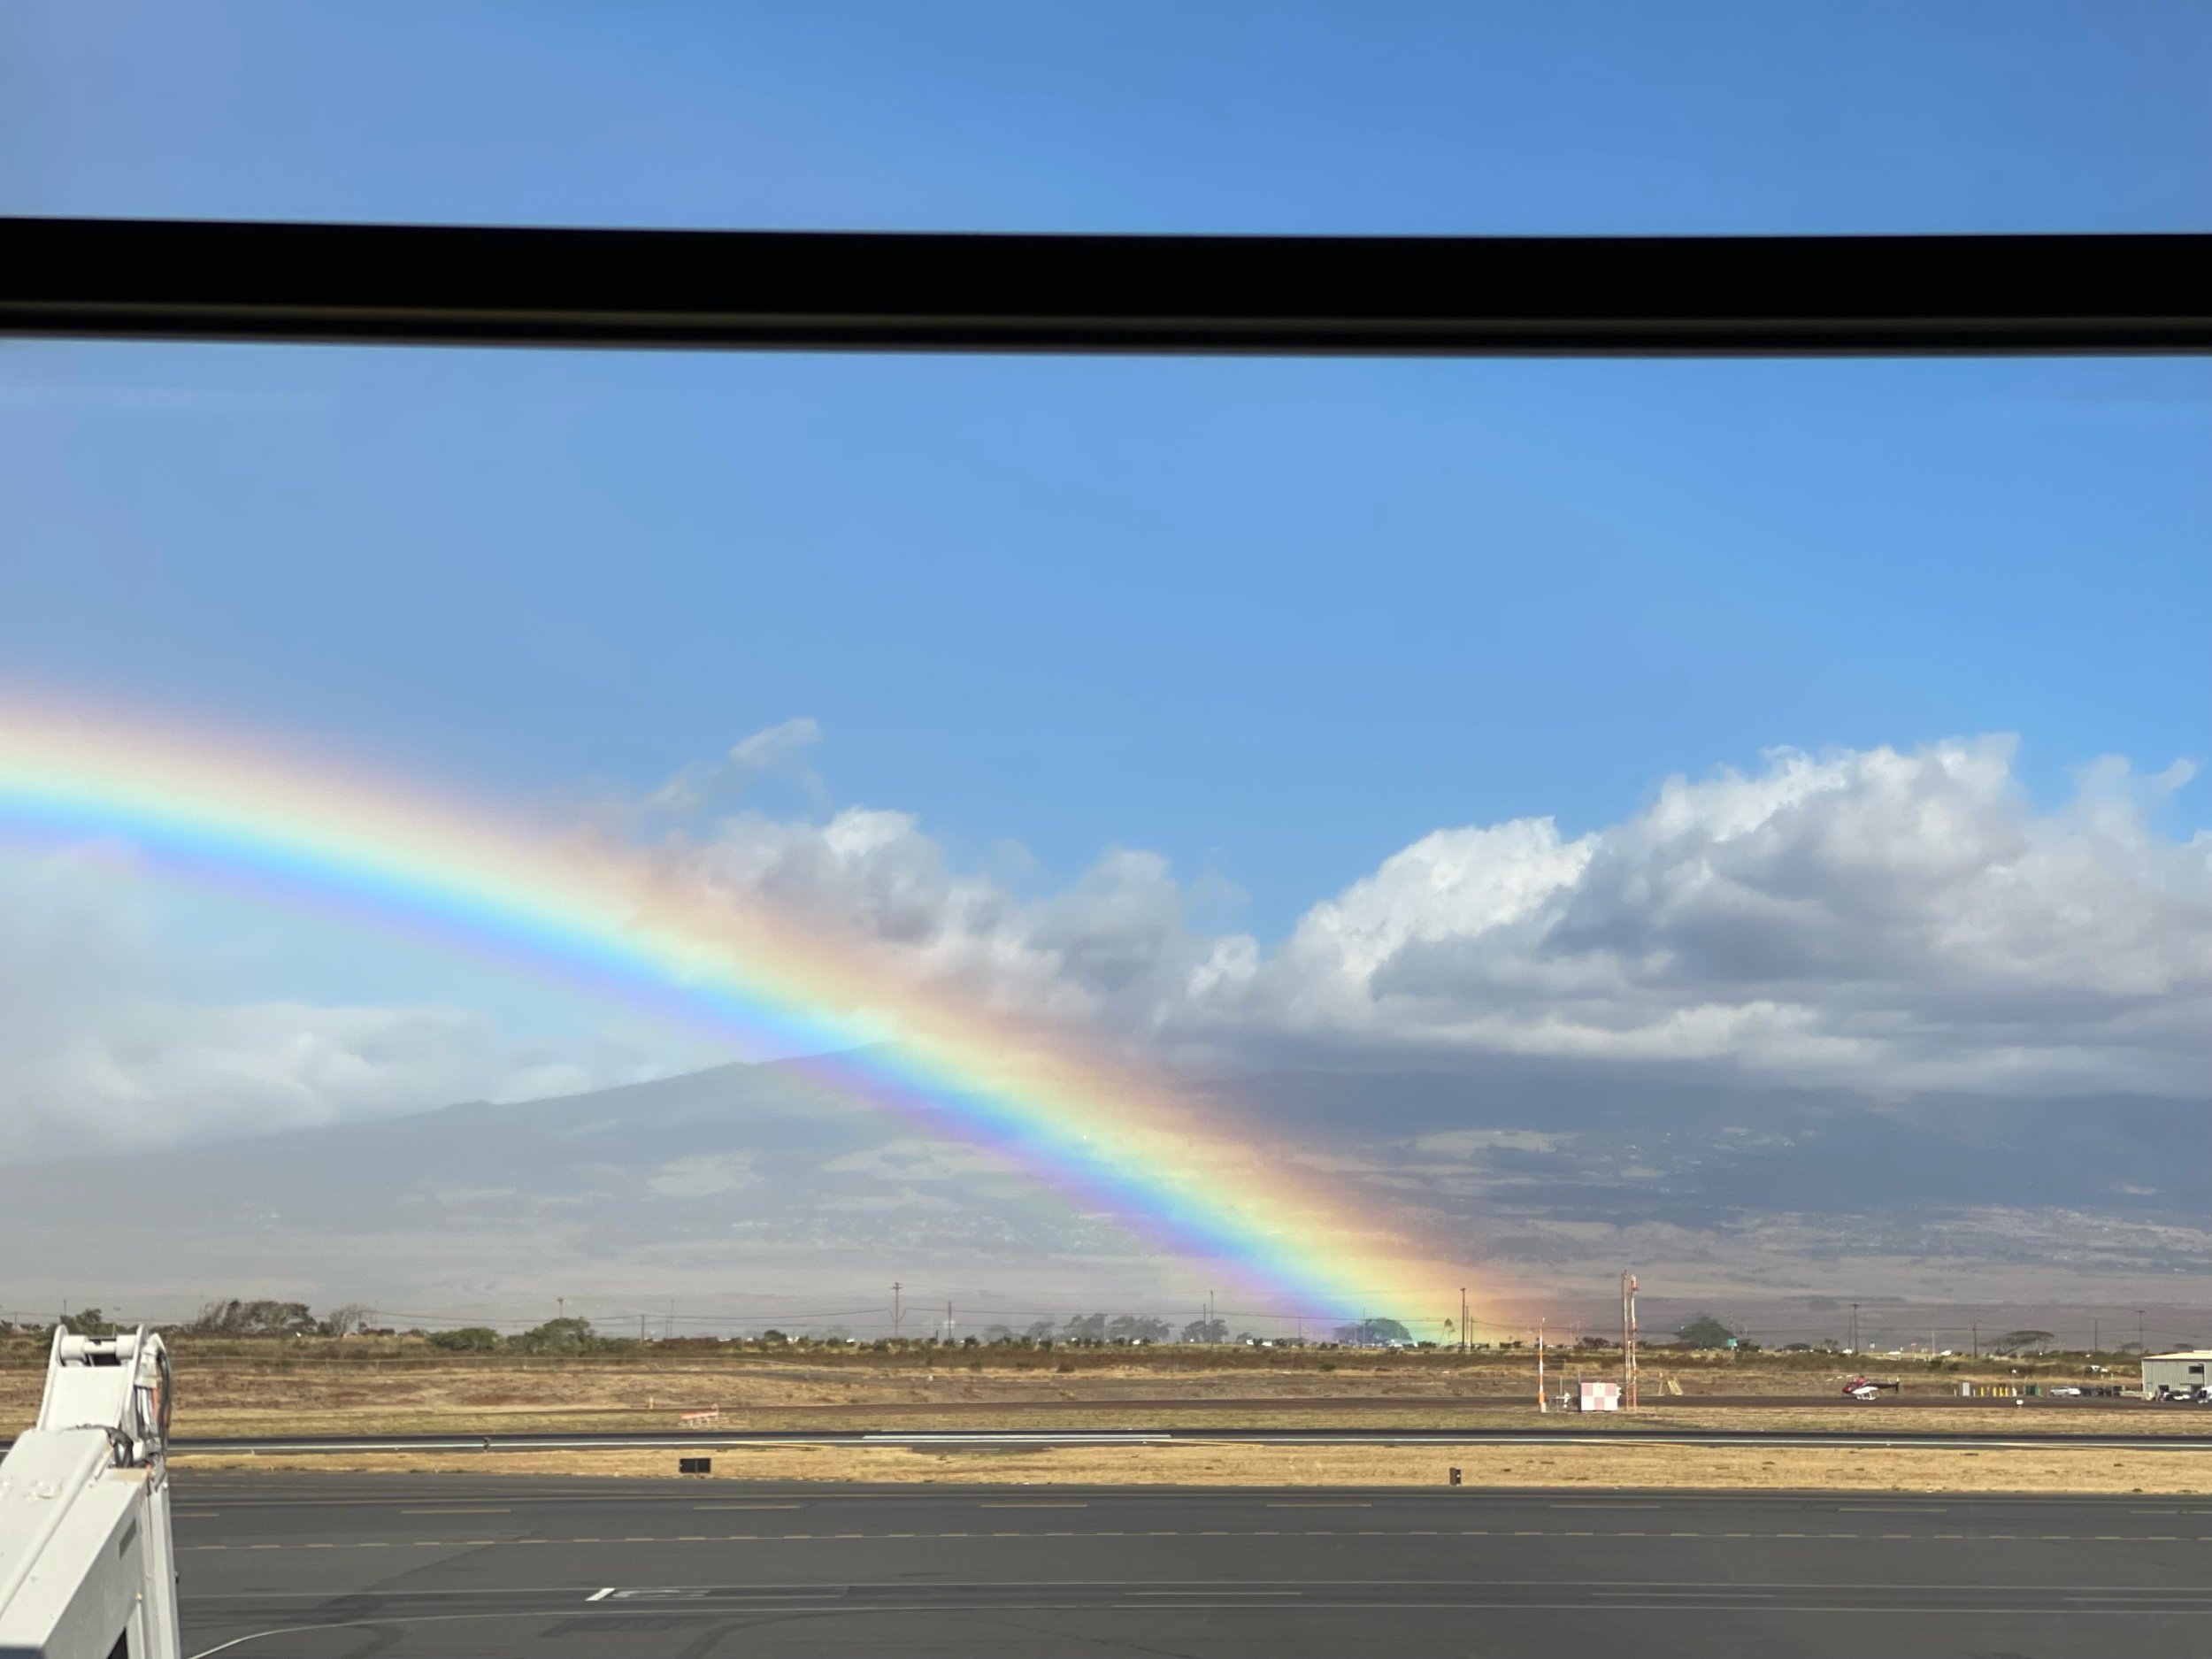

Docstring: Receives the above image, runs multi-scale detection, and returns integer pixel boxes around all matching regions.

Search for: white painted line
[586,1588,615,1602]
[402,1508,511,1516]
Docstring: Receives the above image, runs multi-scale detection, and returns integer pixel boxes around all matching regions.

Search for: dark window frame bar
[2,216,2208,356]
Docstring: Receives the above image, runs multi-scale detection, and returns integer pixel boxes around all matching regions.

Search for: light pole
[1621,1271,1640,1410]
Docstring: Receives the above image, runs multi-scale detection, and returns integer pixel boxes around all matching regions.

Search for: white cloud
[0,990,605,1162]
[4,732,2203,1165]
[1243,739,2212,1094]
[648,717,825,815]
[0,844,648,1163]
[648,735,2212,1100]
[654,803,1240,1033]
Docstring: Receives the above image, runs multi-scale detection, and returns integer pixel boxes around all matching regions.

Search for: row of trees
[963,1314,1420,1348]
[4,1307,1416,1353]
[974,1315,1223,1346]
[1,1302,377,1340]
[417,1315,1434,1353]
[188,1300,379,1338]
[1667,1317,2140,1357]
[426,1317,598,1354]
[7,1308,2143,1359]
[36,1304,2112,1359]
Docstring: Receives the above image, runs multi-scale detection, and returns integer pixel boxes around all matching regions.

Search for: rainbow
[0,701,1473,1325]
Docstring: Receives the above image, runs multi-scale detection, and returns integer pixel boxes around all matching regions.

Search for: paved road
[164,1421,2212,1454]
[175,1474,2212,1656]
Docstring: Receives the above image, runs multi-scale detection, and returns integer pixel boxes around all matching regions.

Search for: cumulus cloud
[649,736,2212,1100]
[652,803,1239,1033]
[0,844,643,1162]
[647,717,825,815]
[4,730,2204,1164]
[1209,739,2209,1094]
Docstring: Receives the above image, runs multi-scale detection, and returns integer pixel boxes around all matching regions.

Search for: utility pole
[1621,1271,1640,1409]
[2094,1317,2101,1354]
[1459,1287,1469,1354]
[1848,1302,1859,1354]
[2138,1309,2146,1352]
[1971,1322,1978,1359]
[1537,1318,1547,1413]
[1208,1291,1216,1343]
[945,1301,954,1344]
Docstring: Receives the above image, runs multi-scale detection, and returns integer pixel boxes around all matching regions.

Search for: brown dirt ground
[169,1440,2212,1495]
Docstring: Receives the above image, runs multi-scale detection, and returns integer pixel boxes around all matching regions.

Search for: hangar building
[2140,1350,2212,1399]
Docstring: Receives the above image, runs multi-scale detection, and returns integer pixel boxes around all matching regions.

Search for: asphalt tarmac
[175,1473,2212,1657]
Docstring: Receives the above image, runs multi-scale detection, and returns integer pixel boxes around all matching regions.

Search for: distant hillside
[2,1054,2204,1332]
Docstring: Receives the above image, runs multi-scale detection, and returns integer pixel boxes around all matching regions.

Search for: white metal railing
[0,1326,180,1659]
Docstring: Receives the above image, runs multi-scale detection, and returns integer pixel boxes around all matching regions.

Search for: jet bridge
[0,1327,180,1659]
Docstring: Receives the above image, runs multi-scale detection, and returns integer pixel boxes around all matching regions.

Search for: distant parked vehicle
[2047,1386,2082,1396]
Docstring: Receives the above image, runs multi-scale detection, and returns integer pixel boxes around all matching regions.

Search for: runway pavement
[174,1473,2212,1656]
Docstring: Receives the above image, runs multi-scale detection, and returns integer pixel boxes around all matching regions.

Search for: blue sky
[3,1,2208,987]
[8,2,2210,235]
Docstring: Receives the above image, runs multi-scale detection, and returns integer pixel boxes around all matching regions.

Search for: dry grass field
[12,1333,2202,1497]
[170,1440,2212,1496]
[6,1338,2194,1476]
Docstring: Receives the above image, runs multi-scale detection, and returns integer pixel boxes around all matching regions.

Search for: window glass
[3,340,2206,1333]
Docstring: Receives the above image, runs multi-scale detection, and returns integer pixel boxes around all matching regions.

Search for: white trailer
[0,1326,181,1659]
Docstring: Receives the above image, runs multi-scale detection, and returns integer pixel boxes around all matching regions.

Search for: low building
[2139,1350,2212,1399]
